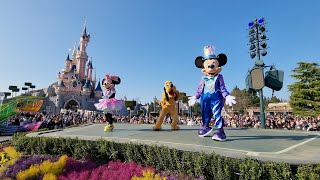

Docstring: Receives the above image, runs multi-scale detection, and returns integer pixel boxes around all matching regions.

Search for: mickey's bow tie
[203,76,215,81]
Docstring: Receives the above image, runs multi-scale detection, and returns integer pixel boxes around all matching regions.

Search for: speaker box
[250,68,265,90]
[264,70,284,91]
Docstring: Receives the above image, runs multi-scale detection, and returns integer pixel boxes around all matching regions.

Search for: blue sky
[0,0,319,104]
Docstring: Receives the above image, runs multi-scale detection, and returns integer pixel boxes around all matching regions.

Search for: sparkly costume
[95,88,124,113]
[94,74,124,131]
[189,45,236,141]
[195,75,230,129]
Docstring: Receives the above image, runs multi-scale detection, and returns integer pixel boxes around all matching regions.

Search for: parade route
[27,123,320,165]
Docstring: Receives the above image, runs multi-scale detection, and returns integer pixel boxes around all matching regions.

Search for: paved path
[27,123,320,164]
[0,136,12,143]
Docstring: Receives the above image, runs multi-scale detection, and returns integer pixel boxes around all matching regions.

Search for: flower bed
[0,146,202,180]
[11,134,320,180]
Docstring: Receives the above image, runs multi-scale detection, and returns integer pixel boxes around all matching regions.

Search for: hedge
[12,133,320,180]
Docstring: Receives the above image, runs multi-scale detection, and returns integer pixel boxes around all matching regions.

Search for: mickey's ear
[195,56,204,68]
[217,53,227,67]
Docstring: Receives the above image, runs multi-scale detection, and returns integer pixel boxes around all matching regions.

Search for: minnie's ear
[217,53,227,67]
[195,56,204,68]
[101,78,106,85]
[112,77,121,85]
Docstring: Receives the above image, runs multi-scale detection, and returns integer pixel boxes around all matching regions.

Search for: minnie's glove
[225,95,236,106]
[188,96,197,106]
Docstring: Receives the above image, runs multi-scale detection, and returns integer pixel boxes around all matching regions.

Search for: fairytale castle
[44,19,103,114]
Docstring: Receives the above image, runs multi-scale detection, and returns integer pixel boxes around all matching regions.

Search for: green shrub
[12,135,320,180]
[296,164,320,180]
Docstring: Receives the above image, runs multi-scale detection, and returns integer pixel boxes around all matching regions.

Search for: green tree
[245,89,260,107]
[223,86,260,114]
[264,95,282,109]
[270,96,281,103]
[191,102,201,116]
[288,62,320,116]
[228,86,251,114]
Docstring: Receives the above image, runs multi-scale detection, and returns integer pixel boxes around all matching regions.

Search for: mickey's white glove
[225,95,236,106]
[188,96,197,106]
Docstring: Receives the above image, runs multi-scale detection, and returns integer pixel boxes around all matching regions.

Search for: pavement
[26,123,320,165]
[0,136,12,143]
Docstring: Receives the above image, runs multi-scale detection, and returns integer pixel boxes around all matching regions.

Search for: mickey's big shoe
[198,126,213,137]
[212,128,226,141]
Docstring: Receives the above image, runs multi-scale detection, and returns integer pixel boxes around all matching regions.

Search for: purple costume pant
[200,91,224,129]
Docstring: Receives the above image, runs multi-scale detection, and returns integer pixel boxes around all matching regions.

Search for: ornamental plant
[2,155,59,179]
[131,169,166,180]
[59,160,156,180]
[0,146,22,174]
[16,155,68,180]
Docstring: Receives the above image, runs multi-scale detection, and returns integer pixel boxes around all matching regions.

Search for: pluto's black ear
[195,56,204,68]
[217,53,227,67]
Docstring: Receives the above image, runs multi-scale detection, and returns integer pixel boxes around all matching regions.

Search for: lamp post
[127,107,131,119]
[153,96,157,112]
[25,82,32,94]
[248,18,268,128]
[8,86,17,97]
[0,92,4,107]
[22,87,28,95]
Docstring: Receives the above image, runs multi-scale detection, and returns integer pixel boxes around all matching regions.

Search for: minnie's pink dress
[94,89,124,113]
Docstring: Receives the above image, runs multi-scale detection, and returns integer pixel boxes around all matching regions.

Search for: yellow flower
[16,155,68,180]
[0,147,22,175]
[131,169,166,180]
[43,173,57,180]
[0,152,9,163]
[4,147,22,160]
[16,165,40,180]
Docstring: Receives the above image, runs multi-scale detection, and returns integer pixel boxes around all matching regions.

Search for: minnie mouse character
[188,45,236,141]
[95,74,124,131]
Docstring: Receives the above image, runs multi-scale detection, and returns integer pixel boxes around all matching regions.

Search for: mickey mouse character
[188,45,236,141]
[94,74,124,131]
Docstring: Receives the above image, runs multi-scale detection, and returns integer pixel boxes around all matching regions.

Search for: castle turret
[72,42,77,63]
[57,72,61,79]
[65,54,72,68]
[55,80,66,95]
[94,79,102,98]
[77,17,90,80]
[86,59,93,81]
[82,79,91,96]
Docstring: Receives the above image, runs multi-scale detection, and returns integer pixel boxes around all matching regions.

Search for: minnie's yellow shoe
[104,124,114,131]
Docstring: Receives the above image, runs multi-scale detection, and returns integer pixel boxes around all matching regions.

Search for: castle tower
[65,54,72,69]
[82,79,92,96]
[86,59,93,81]
[76,17,90,80]
[94,78,102,98]
[92,67,97,88]
[72,42,77,63]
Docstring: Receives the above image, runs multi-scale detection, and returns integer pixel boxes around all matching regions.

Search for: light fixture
[250,52,256,59]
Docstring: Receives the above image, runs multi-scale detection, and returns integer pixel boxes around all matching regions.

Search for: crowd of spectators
[7,111,104,130]
[223,113,320,131]
[6,111,320,132]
